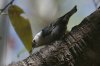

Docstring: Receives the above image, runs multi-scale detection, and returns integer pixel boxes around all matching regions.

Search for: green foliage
[8,5,32,54]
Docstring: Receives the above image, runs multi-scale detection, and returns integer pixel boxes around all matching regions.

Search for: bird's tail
[56,5,77,25]
[63,5,77,23]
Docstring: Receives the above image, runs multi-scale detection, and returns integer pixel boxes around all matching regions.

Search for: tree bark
[8,9,100,66]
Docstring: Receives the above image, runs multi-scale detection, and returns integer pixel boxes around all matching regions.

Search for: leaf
[0,36,2,40]
[8,5,32,54]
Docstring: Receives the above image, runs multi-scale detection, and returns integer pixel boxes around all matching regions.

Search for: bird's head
[32,31,43,48]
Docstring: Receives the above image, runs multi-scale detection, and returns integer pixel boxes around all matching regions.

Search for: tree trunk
[8,9,100,66]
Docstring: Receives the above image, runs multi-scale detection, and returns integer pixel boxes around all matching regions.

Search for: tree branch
[0,0,15,15]
[8,9,100,66]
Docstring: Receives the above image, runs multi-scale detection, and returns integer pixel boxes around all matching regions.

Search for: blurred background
[0,0,100,65]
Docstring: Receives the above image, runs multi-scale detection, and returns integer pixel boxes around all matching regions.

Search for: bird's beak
[32,40,36,49]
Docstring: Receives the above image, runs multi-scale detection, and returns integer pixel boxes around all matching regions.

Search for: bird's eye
[33,40,36,43]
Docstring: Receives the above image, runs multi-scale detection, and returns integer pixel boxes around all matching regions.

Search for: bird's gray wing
[42,23,54,37]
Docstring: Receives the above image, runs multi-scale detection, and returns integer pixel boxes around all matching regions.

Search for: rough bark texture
[8,9,100,66]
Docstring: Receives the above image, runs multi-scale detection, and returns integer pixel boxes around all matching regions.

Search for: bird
[32,6,77,49]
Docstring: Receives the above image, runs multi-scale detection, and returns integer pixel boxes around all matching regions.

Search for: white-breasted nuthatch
[32,6,77,48]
